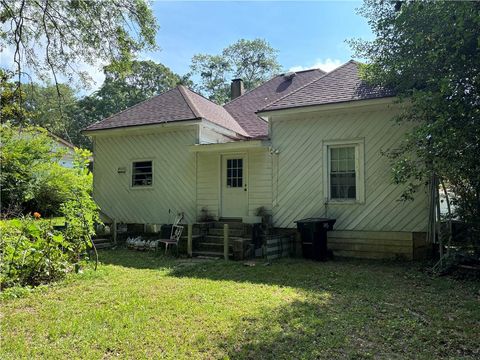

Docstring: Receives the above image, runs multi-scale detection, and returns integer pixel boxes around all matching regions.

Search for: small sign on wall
[117,166,126,174]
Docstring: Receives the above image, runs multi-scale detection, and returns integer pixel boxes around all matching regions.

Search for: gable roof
[261,60,395,112]
[224,69,325,138]
[85,85,248,136]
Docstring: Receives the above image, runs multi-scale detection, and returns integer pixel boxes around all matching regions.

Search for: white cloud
[288,58,343,73]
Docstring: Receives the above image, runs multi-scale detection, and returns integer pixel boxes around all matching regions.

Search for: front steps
[191,221,251,259]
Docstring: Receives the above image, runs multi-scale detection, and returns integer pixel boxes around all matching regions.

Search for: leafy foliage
[0,124,57,216]
[351,1,480,238]
[0,69,30,123]
[190,39,281,104]
[0,217,71,288]
[0,123,94,218]
[0,148,99,288]
[191,54,232,104]
[0,0,158,88]
[23,82,78,141]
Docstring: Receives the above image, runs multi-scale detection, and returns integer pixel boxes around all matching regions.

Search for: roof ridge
[179,85,249,137]
[85,87,178,130]
[224,69,323,107]
[259,60,357,112]
[177,85,202,118]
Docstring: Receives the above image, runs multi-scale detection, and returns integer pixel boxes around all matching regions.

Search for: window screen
[330,147,356,199]
[226,158,243,188]
[132,161,153,186]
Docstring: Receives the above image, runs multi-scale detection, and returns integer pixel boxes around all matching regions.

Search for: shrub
[0,218,71,288]
[0,123,96,218]
[0,148,100,289]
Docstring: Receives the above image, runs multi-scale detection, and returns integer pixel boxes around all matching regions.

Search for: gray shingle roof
[224,69,325,138]
[261,61,394,112]
[85,86,248,136]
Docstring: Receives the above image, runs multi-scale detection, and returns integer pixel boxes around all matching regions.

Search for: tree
[74,60,186,148]
[23,82,78,141]
[190,39,281,104]
[0,124,57,216]
[224,39,281,90]
[190,54,232,104]
[351,1,480,243]
[0,69,29,123]
[0,0,158,88]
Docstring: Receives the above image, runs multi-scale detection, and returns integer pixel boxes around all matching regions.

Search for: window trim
[130,159,154,189]
[323,139,365,204]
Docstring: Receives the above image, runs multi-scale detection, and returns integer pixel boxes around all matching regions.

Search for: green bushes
[1,180,99,288]
[0,125,100,288]
[0,218,72,287]
[0,123,95,218]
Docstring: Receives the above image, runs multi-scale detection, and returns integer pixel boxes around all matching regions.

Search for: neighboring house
[48,132,77,168]
[84,60,429,259]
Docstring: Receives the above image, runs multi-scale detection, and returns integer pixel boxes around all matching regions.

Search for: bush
[0,123,95,218]
[0,149,100,289]
[0,218,71,288]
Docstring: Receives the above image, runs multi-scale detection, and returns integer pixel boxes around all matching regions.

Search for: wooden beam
[224,224,229,260]
[187,224,193,257]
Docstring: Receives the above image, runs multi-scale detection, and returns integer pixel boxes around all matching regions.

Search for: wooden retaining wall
[327,230,427,260]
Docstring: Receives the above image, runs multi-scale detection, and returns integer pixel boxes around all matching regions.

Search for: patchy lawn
[1,249,479,359]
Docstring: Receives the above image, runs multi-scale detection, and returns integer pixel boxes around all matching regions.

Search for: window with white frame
[323,140,365,203]
[132,161,153,187]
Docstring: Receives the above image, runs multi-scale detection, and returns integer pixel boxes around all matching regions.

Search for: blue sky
[0,1,373,91]
[146,1,373,75]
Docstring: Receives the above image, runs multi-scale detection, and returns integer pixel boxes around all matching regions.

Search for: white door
[221,155,248,218]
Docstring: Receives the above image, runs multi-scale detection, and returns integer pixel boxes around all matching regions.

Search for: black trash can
[295,218,336,261]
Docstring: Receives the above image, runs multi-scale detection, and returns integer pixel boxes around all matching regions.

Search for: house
[84,60,429,259]
[47,131,77,168]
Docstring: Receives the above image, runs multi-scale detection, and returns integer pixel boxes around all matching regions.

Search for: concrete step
[207,228,244,237]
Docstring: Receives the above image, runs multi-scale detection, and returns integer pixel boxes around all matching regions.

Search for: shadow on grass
[97,247,179,270]
[220,297,376,360]
[98,247,414,292]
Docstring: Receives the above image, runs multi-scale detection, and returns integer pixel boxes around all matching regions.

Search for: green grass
[1,249,479,359]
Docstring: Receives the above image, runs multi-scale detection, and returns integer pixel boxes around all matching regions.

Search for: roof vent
[284,71,296,80]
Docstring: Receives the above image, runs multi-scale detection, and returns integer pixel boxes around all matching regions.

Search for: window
[323,140,365,203]
[226,158,243,188]
[330,147,356,200]
[132,161,153,187]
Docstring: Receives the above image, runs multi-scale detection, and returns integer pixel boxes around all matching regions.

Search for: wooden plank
[187,224,193,257]
[329,237,411,247]
[223,224,229,260]
[329,242,411,254]
[333,249,413,260]
[329,230,412,241]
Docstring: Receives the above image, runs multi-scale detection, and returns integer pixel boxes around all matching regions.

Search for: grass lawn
[1,249,479,359]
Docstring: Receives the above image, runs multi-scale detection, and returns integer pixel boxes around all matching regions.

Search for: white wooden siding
[271,104,429,231]
[199,125,233,144]
[196,152,220,218]
[93,126,197,224]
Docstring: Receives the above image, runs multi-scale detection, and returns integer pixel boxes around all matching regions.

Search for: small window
[226,158,243,188]
[330,147,356,200]
[323,139,365,203]
[132,161,153,187]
